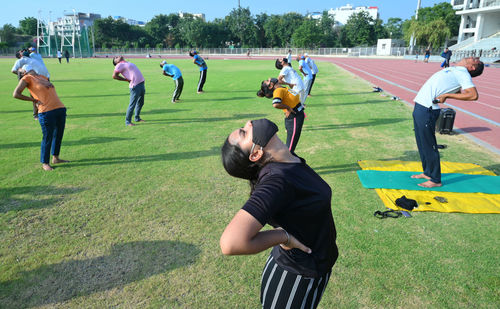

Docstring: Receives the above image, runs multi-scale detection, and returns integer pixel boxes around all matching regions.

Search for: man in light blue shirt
[304,53,318,96]
[297,55,313,99]
[412,57,484,188]
[160,60,183,103]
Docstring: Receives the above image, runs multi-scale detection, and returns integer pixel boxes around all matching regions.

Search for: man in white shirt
[412,57,484,188]
[297,54,313,99]
[276,57,307,104]
[11,49,51,119]
[304,53,318,96]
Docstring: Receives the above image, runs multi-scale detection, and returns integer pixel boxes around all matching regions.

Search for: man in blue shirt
[412,57,483,188]
[189,50,207,93]
[160,60,183,103]
[297,55,313,98]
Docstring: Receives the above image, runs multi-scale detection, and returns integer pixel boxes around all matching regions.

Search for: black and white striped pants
[260,255,331,309]
[197,69,207,92]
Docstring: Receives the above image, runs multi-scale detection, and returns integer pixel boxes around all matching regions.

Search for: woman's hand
[278,228,312,254]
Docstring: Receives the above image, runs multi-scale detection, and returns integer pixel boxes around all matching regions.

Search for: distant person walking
[13,69,69,171]
[112,56,146,126]
[287,49,292,68]
[441,48,452,68]
[189,50,207,93]
[57,50,62,63]
[160,60,183,103]
[424,48,430,63]
[64,50,70,63]
[412,57,483,188]
[304,53,319,95]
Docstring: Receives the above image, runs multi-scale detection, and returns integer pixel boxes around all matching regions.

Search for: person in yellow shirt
[258,78,305,152]
[13,70,69,171]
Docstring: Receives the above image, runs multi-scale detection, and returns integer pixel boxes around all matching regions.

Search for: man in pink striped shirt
[112,56,146,126]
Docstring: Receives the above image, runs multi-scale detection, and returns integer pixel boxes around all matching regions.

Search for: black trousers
[197,69,207,92]
[308,74,317,95]
[261,255,331,309]
[413,103,441,183]
[172,77,184,101]
[284,110,305,153]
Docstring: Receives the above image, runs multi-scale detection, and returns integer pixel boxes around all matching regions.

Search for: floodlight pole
[409,0,422,54]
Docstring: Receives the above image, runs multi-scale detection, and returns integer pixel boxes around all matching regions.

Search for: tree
[279,13,305,47]
[225,7,256,47]
[416,2,460,36]
[405,19,451,49]
[263,15,284,47]
[254,13,269,47]
[291,19,322,48]
[341,11,377,47]
[0,24,18,47]
[384,17,403,39]
[319,11,337,47]
[19,17,37,36]
[145,14,181,47]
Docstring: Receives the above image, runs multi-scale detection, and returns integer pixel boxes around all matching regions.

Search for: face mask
[251,119,278,149]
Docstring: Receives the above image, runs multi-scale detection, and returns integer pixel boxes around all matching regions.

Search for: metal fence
[451,49,500,61]
[91,47,410,57]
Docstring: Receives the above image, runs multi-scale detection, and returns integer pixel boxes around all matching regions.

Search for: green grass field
[1,57,499,308]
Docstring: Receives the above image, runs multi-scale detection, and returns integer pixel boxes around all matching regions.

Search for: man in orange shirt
[13,69,69,171]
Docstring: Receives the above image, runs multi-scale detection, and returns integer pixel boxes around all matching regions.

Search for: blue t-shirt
[162,64,182,80]
[193,54,207,71]
[299,59,313,80]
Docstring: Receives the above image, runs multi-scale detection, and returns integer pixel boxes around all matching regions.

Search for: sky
[1,0,448,27]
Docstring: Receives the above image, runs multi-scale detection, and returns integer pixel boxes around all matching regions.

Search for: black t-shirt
[242,159,338,278]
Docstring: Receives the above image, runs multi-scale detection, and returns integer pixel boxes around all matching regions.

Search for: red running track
[328,58,500,155]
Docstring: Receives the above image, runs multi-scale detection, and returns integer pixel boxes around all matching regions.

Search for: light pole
[409,0,422,54]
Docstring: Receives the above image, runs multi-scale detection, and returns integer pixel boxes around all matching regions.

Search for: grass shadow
[457,127,492,133]
[0,186,84,213]
[307,118,407,131]
[314,162,360,175]
[143,114,267,125]
[1,136,135,150]
[61,146,220,167]
[0,240,200,307]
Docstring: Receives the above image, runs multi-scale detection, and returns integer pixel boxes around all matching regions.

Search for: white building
[326,4,379,26]
[113,16,146,27]
[452,0,500,43]
[178,11,206,21]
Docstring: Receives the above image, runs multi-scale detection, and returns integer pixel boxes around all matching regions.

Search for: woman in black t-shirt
[220,119,338,309]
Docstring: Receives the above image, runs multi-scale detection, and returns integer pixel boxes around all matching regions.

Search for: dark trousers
[126,82,145,125]
[172,77,184,101]
[260,255,331,309]
[413,103,441,183]
[197,69,207,92]
[38,108,66,164]
[284,110,305,153]
[308,74,317,95]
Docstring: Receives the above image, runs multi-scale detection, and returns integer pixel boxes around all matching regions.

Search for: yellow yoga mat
[357,160,500,214]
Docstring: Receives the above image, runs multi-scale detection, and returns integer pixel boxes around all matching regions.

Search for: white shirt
[305,57,318,74]
[12,56,50,78]
[279,66,305,91]
[414,66,475,109]
[287,53,292,64]
[298,59,313,80]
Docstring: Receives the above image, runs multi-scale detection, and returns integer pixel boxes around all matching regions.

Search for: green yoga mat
[357,170,500,194]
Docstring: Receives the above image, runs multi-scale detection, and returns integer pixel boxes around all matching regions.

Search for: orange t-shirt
[22,74,65,113]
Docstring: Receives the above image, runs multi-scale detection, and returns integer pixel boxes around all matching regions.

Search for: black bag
[395,195,418,211]
[435,108,456,134]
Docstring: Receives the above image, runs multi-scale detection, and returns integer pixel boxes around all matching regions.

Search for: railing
[452,49,500,61]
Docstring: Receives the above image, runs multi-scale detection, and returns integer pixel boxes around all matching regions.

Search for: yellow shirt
[272,87,300,114]
[22,75,65,113]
